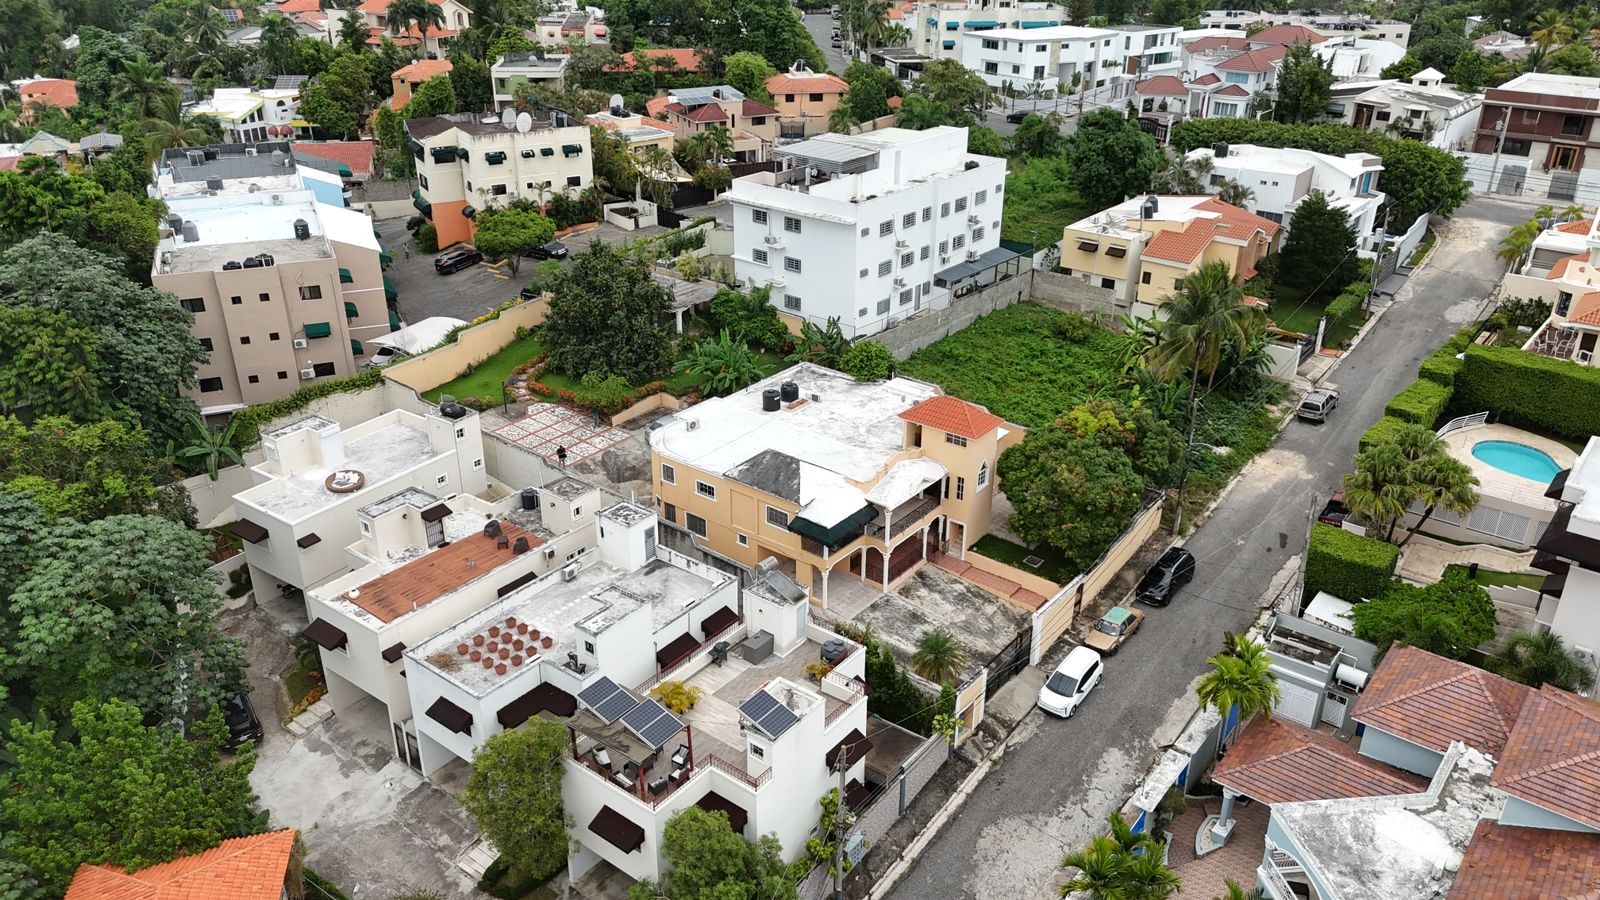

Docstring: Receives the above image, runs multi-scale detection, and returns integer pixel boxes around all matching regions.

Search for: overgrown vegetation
[1455,344,1600,439]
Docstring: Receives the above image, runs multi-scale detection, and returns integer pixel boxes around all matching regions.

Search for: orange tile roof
[20,78,78,109]
[1135,75,1188,97]
[291,140,375,177]
[1215,45,1287,73]
[767,72,848,95]
[610,49,705,73]
[65,830,296,900]
[1213,84,1250,97]
[275,0,322,11]
[1568,290,1600,328]
[1548,253,1588,280]
[899,395,1004,439]
[1450,821,1600,898]
[1493,686,1600,830]
[742,98,779,117]
[347,521,545,623]
[1213,717,1427,804]
[1186,35,1251,53]
[644,95,671,117]
[1144,220,1217,266]
[1556,218,1593,234]
[1249,24,1325,45]
[357,0,446,13]
[1351,645,1533,757]
[392,58,453,82]
[1190,73,1221,86]
[1197,197,1281,238]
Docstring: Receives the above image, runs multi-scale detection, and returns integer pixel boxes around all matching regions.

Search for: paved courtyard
[1166,797,1271,898]
[490,405,634,466]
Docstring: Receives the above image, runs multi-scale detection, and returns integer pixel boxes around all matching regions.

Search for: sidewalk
[1396,533,1536,583]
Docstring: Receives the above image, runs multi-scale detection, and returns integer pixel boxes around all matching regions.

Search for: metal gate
[984,628,1033,698]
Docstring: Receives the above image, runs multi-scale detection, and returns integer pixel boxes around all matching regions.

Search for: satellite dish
[500,107,516,126]
[608,93,624,111]
[515,111,533,133]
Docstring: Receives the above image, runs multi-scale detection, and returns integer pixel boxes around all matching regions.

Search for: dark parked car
[1006,109,1031,124]
[434,247,482,274]
[527,239,569,260]
[1136,547,1196,607]
[222,692,264,750]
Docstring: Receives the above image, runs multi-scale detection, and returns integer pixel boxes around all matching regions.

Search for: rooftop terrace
[241,416,444,522]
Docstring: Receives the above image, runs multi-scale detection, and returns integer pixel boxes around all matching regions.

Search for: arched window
[977,461,989,489]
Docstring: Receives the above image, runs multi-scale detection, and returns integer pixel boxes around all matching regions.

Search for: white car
[1037,646,1104,718]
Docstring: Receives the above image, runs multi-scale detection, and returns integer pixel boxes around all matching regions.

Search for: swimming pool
[1471,440,1563,483]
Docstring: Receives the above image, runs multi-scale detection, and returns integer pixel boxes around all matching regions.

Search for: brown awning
[381,641,407,663]
[1543,568,1568,597]
[701,606,738,639]
[656,632,700,669]
[497,682,578,728]
[695,791,748,834]
[232,518,269,543]
[1547,468,1571,500]
[420,503,452,522]
[589,806,645,853]
[1538,505,1600,567]
[426,697,473,734]
[302,618,348,651]
[1532,551,1570,574]
[845,778,872,811]
[296,533,322,549]
[825,729,873,769]
[1104,245,1127,258]
[1076,239,1099,252]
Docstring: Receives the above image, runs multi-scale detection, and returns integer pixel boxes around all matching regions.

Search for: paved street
[804,11,851,74]
[882,195,1529,900]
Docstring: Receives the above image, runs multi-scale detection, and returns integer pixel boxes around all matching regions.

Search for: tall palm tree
[672,330,764,397]
[1493,631,1596,692]
[911,629,967,684]
[143,93,212,161]
[1531,10,1574,52]
[1495,219,1541,271]
[259,14,300,74]
[1399,453,1479,545]
[1195,634,1281,729]
[1216,179,1255,208]
[1342,443,1413,542]
[1564,203,1588,222]
[184,1,228,54]
[829,103,859,134]
[390,0,447,58]
[115,58,176,120]
[1059,812,1180,900]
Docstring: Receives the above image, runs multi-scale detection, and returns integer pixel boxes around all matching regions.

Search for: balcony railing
[702,752,771,790]
[1257,863,1297,900]
[863,495,942,541]
[571,749,699,809]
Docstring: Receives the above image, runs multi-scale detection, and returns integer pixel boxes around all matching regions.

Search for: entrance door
[1274,679,1318,727]
[1320,692,1348,728]
[1549,144,1580,172]
[1353,104,1374,129]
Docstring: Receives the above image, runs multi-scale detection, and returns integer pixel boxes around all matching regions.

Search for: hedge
[1358,415,1411,450]
[1455,344,1600,439]
[230,368,386,450]
[1324,282,1369,328]
[1306,523,1399,602]
[1383,378,1452,426]
[1417,352,1462,386]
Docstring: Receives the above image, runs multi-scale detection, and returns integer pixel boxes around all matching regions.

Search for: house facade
[1333,69,1483,150]
[390,58,453,110]
[1504,216,1600,366]
[490,52,570,111]
[1183,142,1385,250]
[357,0,469,55]
[905,0,1064,61]
[765,63,848,140]
[644,86,778,163]
[1532,436,1600,657]
[1464,72,1600,200]
[188,87,303,143]
[1198,9,1411,48]
[961,25,1121,93]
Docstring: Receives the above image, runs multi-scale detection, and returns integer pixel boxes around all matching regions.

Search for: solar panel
[622,699,683,749]
[740,690,779,723]
[579,675,620,707]
[274,75,309,91]
[757,702,798,738]
[579,676,638,724]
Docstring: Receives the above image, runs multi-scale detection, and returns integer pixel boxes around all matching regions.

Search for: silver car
[1297,388,1338,423]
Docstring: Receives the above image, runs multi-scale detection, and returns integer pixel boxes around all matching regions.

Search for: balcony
[863,493,941,542]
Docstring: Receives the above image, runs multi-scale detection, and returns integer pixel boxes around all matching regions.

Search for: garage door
[1274,679,1319,727]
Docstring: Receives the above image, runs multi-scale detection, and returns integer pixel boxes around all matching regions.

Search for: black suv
[527,239,569,260]
[1136,547,1197,607]
[222,692,264,750]
[434,247,482,274]
[1006,109,1031,124]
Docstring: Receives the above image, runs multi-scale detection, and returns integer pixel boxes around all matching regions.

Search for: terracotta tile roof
[1351,645,1533,757]
[1197,197,1281,238]
[20,78,78,109]
[1144,221,1217,265]
[1493,686,1600,830]
[682,103,728,123]
[1215,45,1287,73]
[357,0,446,12]
[366,24,457,44]
[1450,821,1600,898]
[742,98,779,117]
[1186,35,1251,53]
[1213,717,1427,804]
[1213,84,1250,97]
[0,156,20,172]
[1556,218,1593,234]
[65,829,297,900]
[345,521,545,623]
[899,395,1004,439]
[645,96,671,117]
[1548,253,1589,280]
[1189,73,1221,86]
[1249,24,1325,45]
[275,0,322,12]
[1136,75,1189,97]
[1568,290,1600,328]
[769,72,847,95]
[391,58,453,82]
[292,140,375,177]
[611,49,705,72]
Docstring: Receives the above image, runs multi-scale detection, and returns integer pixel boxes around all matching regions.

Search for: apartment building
[1464,73,1600,200]
[1199,9,1411,48]
[1534,435,1600,654]
[1504,216,1600,366]
[390,58,452,109]
[406,109,593,248]
[1184,142,1385,249]
[905,0,1064,61]
[726,127,1008,337]
[530,9,608,46]
[961,25,1122,93]
[765,63,848,140]
[1109,24,1181,76]
[1058,194,1281,317]
[585,108,676,156]
[649,363,1023,608]
[490,52,569,110]
[644,86,779,163]
[357,0,469,55]
[1332,69,1482,150]
[188,87,303,143]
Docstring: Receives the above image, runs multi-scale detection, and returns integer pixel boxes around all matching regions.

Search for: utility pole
[832,759,849,900]
[1489,107,1508,195]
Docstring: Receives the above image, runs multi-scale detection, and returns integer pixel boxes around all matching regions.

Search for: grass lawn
[283,645,324,707]
[1443,563,1546,591]
[424,333,545,405]
[1268,283,1365,347]
[971,534,1079,585]
[1000,156,1093,249]
[1406,230,1437,267]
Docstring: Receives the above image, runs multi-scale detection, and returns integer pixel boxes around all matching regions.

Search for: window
[1225,72,1250,85]
[877,298,891,314]
[859,268,869,278]
[982,38,999,49]
[785,93,795,101]
[260,292,271,302]
[491,183,507,196]
[1558,291,1574,317]
[996,183,1003,194]
[299,285,323,301]
[784,215,802,233]
[784,257,802,273]
[199,377,224,392]
[573,506,582,517]
[180,297,206,313]
[1563,114,1586,136]
[940,202,950,218]
[455,426,466,439]
[1100,277,1115,289]
[784,294,802,310]
[979,463,991,488]
[1140,271,1152,285]
[945,432,967,447]
[922,280,932,295]
[900,289,913,305]
[736,532,749,547]
[922,206,932,221]
[955,476,966,500]
[1258,210,1283,224]
[903,212,916,229]
[661,463,676,484]
[312,362,336,377]
[663,502,676,522]
[972,226,985,242]
[878,260,893,276]
[984,62,999,74]
[695,481,716,500]
[566,175,581,187]
[954,196,967,212]
[584,640,595,654]
[1500,138,1531,157]
[230,295,242,305]
[474,458,483,469]
[686,513,708,537]
[752,248,768,264]
[270,332,281,341]
[198,337,213,351]
[753,209,768,224]
[921,245,930,260]
[975,189,987,205]
[766,506,789,527]
[436,474,449,487]
[901,252,914,267]
[952,234,966,250]
[939,239,949,255]
[879,220,894,236]
[278,371,289,380]
[239,336,251,345]
[859,307,868,317]
[751,744,765,759]
[248,374,260,384]
[419,173,428,189]
[861,227,870,237]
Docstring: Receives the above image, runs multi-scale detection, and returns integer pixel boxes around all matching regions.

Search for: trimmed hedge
[1455,344,1600,439]
[1358,415,1410,450]
[1384,378,1452,426]
[1307,523,1399,602]
[1417,352,1461,386]
[230,368,386,450]
[1324,282,1369,328]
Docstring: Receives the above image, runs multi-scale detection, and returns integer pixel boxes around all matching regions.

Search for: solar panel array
[622,698,683,749]
[578,676,636,724]
[274,75,309,91]
[740,690,798,739]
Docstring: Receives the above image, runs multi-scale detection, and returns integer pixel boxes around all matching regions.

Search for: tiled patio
[489,405,633,466]
[931,551,1051,610]
[1166,797,1271,898]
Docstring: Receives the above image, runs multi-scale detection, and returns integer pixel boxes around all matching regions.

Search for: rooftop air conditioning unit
[967,214,981,225]
[561,563,580,581]
[895,239,909,249]
[685,418,700,431]
[245,147,258,156]
[292,338,309,349]
[543,546,557,560]
[966,250,979,261]
[299,367,317,380]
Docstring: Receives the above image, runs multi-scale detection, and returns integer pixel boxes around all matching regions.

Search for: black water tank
[521,487,539,510]
[762,389,781,412]
[439,401,467,419]
[780,381,799,403]
[293,219,311,240]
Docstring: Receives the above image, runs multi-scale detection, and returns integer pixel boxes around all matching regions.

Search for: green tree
[0,308,103,421]
[0,698,264,898]
[542,241,673,382]
[114,57,177,120]
[968,125,1006,157]
[1449,50,1493,92]
[300,52,374,139]
[674,330,766,396]
[1278,189,1357,298]
[1351,572,1497,659]
[709,285,789,352]
[1543,41,1600,76]
[912,58,990,124]
[630,807,797,900]
[786,317,850,367]
[461,719,568,878]
[259,13,300,73]
[183,1,227,54]
[1065,107,1159,209]
[1492,631,1597,693]
[388,0,446,57]
[339,7,370,50]
[177,412,244,480]
[0,416,183,522]
[0,0,60,79]
[487,29,536,58]
[1342,443,1412,542]
[724,51,778,103]
[838,340,894,381]
[1009,112,1065,157]
[401,73,458,118]
[843,60,897,123]
[1530,10,1574,52]
[1273,44,1334,124]
[449,53,493,111]
[911,628,967,684]
[998,425,1146,572]
[1343,422,1478,543]
[470,207,555,275]
[1195,634,1281,726]
[1059,812,1180,900]
[143,92,213,160]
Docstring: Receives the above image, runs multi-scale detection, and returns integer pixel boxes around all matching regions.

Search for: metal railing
[1436,411,1488,438]
[1257,863,1298,900]
[702,752,770,790]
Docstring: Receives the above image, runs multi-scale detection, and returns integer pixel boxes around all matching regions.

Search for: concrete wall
[1030,496,1163,663]
[1500,795,1600,833]
[1263,341,1303,382]
[1354,726,1444,778]
[965,551,1063,599]
[877,273,1030,360]
[609,392,686,427]
[384,299,549,395]
[1031,269,1128,318]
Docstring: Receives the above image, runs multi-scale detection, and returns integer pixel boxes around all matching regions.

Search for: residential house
[1334,69,1483,150]
[645,86,779,163]
[765,63,848,140]
[649,362,1025,608]
[960,25,1123,94]
[1107,23,1182,77]
[1504,215,1600,366]
[1532,435,1600,655]
[1057,194,1281,317]
[490,52,570,111]
[357,0,469,56]
[529,9,608,46]
[1257,610,1376,731]
[607,49,706,75]
[405,109,593,248]
[905,0,1065,61]
[389,58,453,109]
[292,139,377,183]
[189,87,304,143]
[726,127,1010,337]
[1465,73,1600,198]
[1199,9,1411,48]
[15,77,76,121]
[64,829,298,899]
[1473,29,1530,62]
[1184,142,1386,250]
[586,108,676,157]
[1311,32,1407,80]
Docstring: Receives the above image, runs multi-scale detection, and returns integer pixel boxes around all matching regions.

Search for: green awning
[337,163,353,177]
[430,146,457,163]
[540,147,554,157]
[485,151,506,165]
[788,504,876,548]
[304,322,332,339]
[351,338,365,355]
[562,144,582,157]
[457,148,469,161]
[380,249,394,267]
[384,275,398,302]
[345,301,359,318]
[339,267,353,283]
[411,187,420,200]
[462,205,476,219]
[413,196,432,216]
[388,308,402,332]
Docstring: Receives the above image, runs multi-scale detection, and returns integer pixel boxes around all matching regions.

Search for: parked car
[1037,646,1104,718]
[1083,605,1145,655]
[434,247,482,274]
[1136,546,1196,607]
[222,692,263,750]
[831,37,842,46]
[1297,388,1339,423]
[1318,488,1351,527]
[527,239,569,260]
[1006,109,1031,124]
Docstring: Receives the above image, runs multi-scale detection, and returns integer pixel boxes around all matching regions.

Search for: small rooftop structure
[335,519,546,624]
[64,829,297,900]
[240,413,448,522]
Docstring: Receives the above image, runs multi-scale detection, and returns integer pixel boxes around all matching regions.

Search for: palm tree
[115,58,176,120]
[143,93,212,161]
[787,318,851,367]
[1495,219,1541,271]
[179,413,244,480]
[1195,634,1281,728]
[1399,453,1479,545]
[1217,878,1261,900]
[1493,631,1597,692]
[389,0,445,57]
[911,629,967,684]
[1342,443,1413,542]
[1059,812,1180,900]
[829,103,859,134]
[259,14,299,74]
[1531,10,1574,52]
[1216,179,1255,208]
[673,330,764,397]
[184,1,228,53]
[1564,203,1588,222]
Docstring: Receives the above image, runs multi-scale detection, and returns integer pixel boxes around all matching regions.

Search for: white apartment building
[188,87,303,143]
[1535,436,1600,658]
[726,127,1007,338]
[530,9,608,46]
[490,51,569,111]
[905,1,1064,61]
[1312,34,1407,81]
[1199,9,1411,48]
[961,25,1122,93]
[1184,142,1386,249]
[229,407,488,594]
[1333,69,1483,151]
[1108,24,1182,77]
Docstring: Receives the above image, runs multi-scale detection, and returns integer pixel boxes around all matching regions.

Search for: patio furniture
[623,762,639,783]
[671,744,690,767]
[647,776,670,796]
[612,770,631,788]
[592,747,611,768]
[668,766,686,783]
[711,641,731,667]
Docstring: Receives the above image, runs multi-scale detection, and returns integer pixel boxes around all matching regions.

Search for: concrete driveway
[881,195,1530,900]
[381,217,527,324]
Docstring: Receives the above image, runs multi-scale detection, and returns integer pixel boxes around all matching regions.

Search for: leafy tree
[1278,189,1357,298]
[299,53,375,139]
[471,207,555,275]
[114,57,178,120]
[487,29,536,58]
[1009,113,1065,158]
[674,330,766,397]
[542,241,673,382]
[1059,812,1180,900]
[1342,422,1478,543]
[0,308,103,421]
[388,0,446,57]
[838,340,894,381]
[1351,572,1497,659]
[998,425,1145,572]
[709,285,790,352]
[1342,442,1412,542]
[968,125,1006,157]
[0,698,264,898]
[1449,51,1493,93]
[259,13,300,73]
[1147,0,1199,25]
[708,0,825,71]
[339,8,370,50]
[786,317,850,367]
[1065,108,1159,209]
[724,51,778,103]
[1195,634,1281,726]
[1492,631,1597,693]
[1543,41,1600,76]
[911,628,967,684]
[0,416,185,522]
[1530,9,1574,52]
[178,412,244,480]
[461,719,568,878]
[0,0,60,79]
[629,807,797,900]
[402,74,458,119]
[144,93,214,160]
[912,59,990,125]
[1274,44,1334,124]
[843,60,896,123]
[450,53,493,111]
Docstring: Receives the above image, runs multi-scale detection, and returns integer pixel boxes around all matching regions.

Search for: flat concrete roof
[247,422,440,521]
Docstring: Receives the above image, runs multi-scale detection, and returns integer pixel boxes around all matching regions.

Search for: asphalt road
[804,11,851,74]
[882,194,1531,900]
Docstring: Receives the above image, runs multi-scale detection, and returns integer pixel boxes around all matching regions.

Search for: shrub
[1052,311,1099,342]
[1497,296,1553,329]
[1417,351,1462,386]
[1383,378,1452,426]
[1324,282,1369,327]
[1306,523,1400,602]
[1455,344,1600,439]
[230,369,385,450]
[1358,415,1410,451]
[414,222,439,253]
[838,340,895,381]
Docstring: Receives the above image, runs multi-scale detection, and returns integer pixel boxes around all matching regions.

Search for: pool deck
[1443,424,1576,512]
